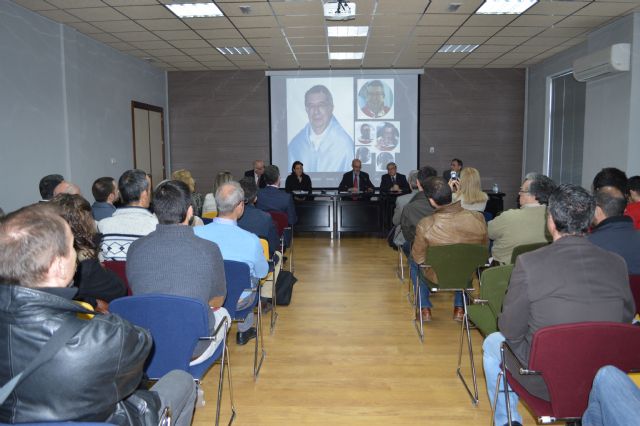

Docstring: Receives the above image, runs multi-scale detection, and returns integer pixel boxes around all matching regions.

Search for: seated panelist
[338,159,375,193]
[285,161,312,193]
[380,162,410,194]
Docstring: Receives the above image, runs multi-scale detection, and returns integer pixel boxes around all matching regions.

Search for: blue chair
[110,294,235,425]
[223,260,266,379]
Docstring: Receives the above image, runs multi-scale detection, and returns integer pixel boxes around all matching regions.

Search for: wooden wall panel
[420,68,525,209]
[168,68,525,208]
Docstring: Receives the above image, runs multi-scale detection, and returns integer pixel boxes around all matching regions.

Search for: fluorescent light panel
[166,3,223,18]
[327,26,369,37]
[438,44,479,53]
[216,47,254,55]
[475,0,537,15]
[329,52,364,60]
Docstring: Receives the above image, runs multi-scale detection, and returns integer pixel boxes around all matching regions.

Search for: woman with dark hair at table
[285,161,313,193]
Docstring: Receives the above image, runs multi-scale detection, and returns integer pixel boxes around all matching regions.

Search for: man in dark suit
[256,165,297,225]
[483,184,635,426]
[238,177,280,257]
[379,161,411,194]
[442,158,463,181]
[338,159,374,193]
[244,160,267,189]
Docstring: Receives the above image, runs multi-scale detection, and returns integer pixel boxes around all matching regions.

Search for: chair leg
[215,323,236,426]
[456,291,479,405]
[270,272,278,335]
[253,285,266,380]
[490,370,503,426]
[413,274,424,342]
[501,344,513,426]
[289,229,294,273]
[396,248,405,282]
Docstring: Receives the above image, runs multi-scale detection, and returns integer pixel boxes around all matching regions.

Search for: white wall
[524,13,640,188]
[0,1,168,212]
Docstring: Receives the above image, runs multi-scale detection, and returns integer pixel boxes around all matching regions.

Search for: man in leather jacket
[0,204,196,425]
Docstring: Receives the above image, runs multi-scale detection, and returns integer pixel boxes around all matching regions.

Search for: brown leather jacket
[412,201,488,281]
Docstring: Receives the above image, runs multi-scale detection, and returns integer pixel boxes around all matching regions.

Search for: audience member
[285,161,312,193]
[245,160,267,189]
[411,176,488,321]
[38,174,64,201]
[195,182,269,345]
[91,176,118,221]
[582,365,640,426]
[400,166,438,245]
[443,158,463,181]
[53,181,81,196]
[256,165,298,225]
[451,167,488,212]
[392,170,419,226]
[338,159,374,193]
[625,175,640,229]
[592,166,627,193]
[172,169,204,217]
[483,184,634,426]
[487,173,555,264]
[97,169,158,260]
[50,194,126,310]
[0,205,196,425]
[380,162,411,194]
[589,186,640,274]
[238,177,280,257]
[127,180,229,361]
[203,171,233,215]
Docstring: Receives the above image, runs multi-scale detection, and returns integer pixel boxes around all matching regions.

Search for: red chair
[498,322,640,425]
[268,211,293,272]
[630,275,640,316]
[102,260,131,295]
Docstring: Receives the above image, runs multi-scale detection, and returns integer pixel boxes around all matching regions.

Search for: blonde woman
[202,171,234,215]
[451,167,488,212]
[171,169,204,217]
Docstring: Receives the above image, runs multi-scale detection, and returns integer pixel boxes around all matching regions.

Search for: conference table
[292,189,505,239]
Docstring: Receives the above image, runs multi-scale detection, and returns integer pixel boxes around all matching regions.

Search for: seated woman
[51,194,127,310]
[285,161,312,193]
[202,171,233,216]
[172,169,204,217]
[451,167,488,212]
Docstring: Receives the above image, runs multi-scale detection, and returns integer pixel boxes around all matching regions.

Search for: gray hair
[215,181,244,215]
[408,170,419,190]
[524,173,557,205]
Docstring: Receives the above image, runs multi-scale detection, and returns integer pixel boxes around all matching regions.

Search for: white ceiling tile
[67,7,127,21]
[419,13,468,26]
[287,36,325,45]
[432,52,468,59]
[525,1,592,16]
[457,58,491,65]
[37,9,83,22]
[285,26,326,37]
[116,31,160,42]
[208,38,249,46]
[279,15,325,26]
[170,39,211,49]
[182,17,234,30]
[12,0,57,11]
[454,26,499,36]
[47,0,104,8]
[66,21,104,34]
[129,40,174,49]
[103,0,157,5]
[369,26,414,37]
[180,47,220,55]
[474,44,514,53]
[521,36,566,47]
[91,33,122,43]
[241,28,282,38]
[425,0,485,14]
[555,15,613,28]
[575,2,636,16]
[154,30,201,40]
[413,25,458,36]
[92,20,146,32]
[494,26,544,37]
[465,51,505,59]
[196,28,243,39]
[372,14,422,26]
[465,14,516,26]
[228,16,278,28]
[538,27,588,37]
[509,45,550,54]
[485,36,530,45]
[218,2,273,16]
[269,1,323,15]
[137,19,190,31]
[142,47,183,56]
[376,0,430,14]
[447,35,491,44]
[115,5,176,20]
[413,36,449,44]
[510,14,565,27]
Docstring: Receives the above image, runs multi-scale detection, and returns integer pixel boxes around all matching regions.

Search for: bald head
[253,160,265,176]
[352,159,362,173]
[215,181,245,219]
[53,181,81,196]
[593,185,627,225]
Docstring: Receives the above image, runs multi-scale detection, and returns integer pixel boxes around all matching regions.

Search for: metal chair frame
[259,238,282,334]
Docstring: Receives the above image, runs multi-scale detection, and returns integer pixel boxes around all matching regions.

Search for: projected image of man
[361,80,391,118]
[288,85,354,173]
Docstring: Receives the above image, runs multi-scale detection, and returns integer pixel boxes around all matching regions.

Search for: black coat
[379,173,411,194]
[338,171,374,192]
[244,170,267,188]
[285,173,312,193]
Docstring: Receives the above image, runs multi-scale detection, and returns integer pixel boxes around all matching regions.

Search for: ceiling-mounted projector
[324,1,356,21]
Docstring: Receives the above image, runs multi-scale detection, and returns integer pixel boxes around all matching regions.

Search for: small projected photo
[357,79,394,120]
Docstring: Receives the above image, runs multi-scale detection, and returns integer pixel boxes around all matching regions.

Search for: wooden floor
[193,235,537,425]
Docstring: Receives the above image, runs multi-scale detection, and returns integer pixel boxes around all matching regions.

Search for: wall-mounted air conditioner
[572,43,631,82]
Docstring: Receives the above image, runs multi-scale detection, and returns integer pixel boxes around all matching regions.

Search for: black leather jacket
[0,283,155,424]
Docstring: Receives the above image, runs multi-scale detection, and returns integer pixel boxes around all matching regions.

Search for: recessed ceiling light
[327,26,369,37]
[438,44,479,53]
[216,47,254,55]
[329,52,364,60]
[475,0,537,15]
[166,3,224,18]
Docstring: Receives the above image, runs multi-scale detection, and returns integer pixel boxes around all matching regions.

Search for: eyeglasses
[518,188,530,194]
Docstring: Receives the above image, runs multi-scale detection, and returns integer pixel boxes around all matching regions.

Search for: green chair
[510,241,549,264]
[466,264,514,336]
[415,243,489,404]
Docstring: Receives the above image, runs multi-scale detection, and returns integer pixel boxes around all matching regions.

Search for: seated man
[256,165,298,225]
[238,177,280,257]
[91,176,119,221]
[195,181,269,345]
[442,158,462,181]
[98,169,158,260]
[582,365,640,426]
[380,162,411,194]
[53,181,81,196]
[400,166,438,246]
[38,173,64,201]
[411,176,488,321]
[487,173,555,264]
[0,204,195,425]
[338,159,374,193]
[392,170,419,227]
[244,159,267,188]
[483,184,635,426]
[625,175,640,229]
[589,186,640,274]
[127,180,230,363]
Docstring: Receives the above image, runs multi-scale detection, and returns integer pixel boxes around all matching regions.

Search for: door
[132,101,165,187]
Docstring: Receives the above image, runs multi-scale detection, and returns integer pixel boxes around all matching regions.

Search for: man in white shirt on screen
[288,84,354,173]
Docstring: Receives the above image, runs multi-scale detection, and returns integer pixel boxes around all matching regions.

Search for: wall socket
[429,147,435,154]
